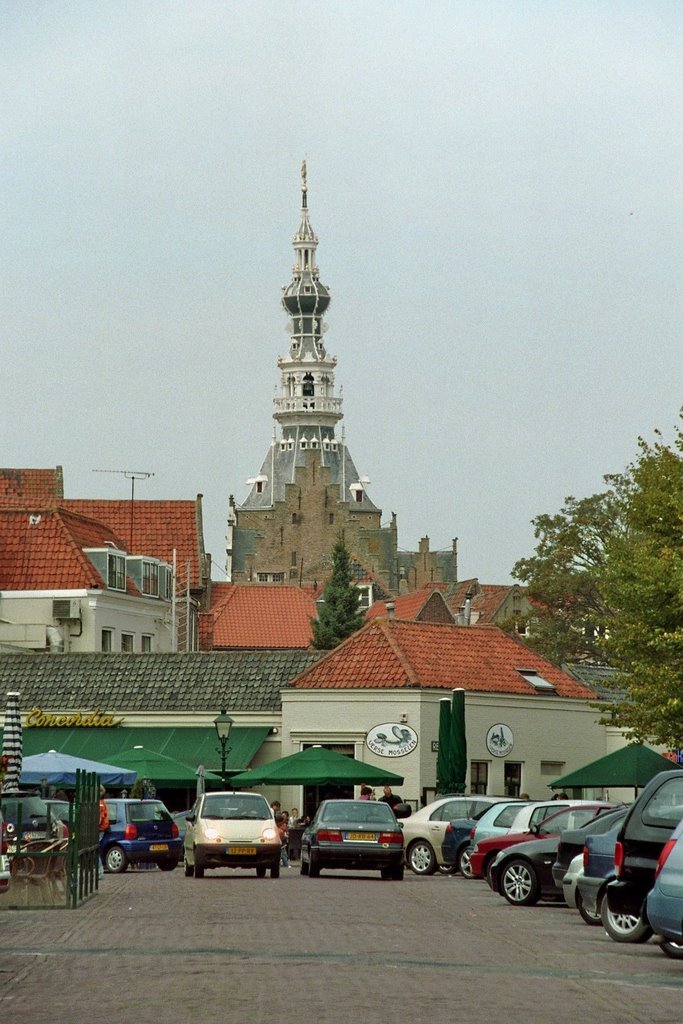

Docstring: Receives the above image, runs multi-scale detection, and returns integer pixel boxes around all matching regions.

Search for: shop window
[541,761,565,776]
[121,633,134,653]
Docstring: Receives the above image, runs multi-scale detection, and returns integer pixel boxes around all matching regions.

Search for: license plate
[149,844,169,851]
[229,846,256,855]
[347,832,376,842]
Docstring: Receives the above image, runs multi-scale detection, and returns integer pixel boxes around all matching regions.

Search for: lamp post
[214,708,233,786]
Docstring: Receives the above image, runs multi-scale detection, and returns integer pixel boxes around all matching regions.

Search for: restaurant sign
[25,708,125,728]
[366,723,418,758]
[486,723,514,757]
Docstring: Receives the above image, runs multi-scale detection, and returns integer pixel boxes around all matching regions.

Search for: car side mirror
[393,803,412,819]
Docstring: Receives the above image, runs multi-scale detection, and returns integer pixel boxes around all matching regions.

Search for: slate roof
[365,589,454,623]
[203,584,316,649]
[63,499,205,587]
[288,620,596,698]
[0,467,63,503]
[0,651,324,714]
[0,507,128,590]
[563,662,626,702]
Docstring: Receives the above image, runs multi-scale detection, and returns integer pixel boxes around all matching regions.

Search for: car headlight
[262,826,278,841]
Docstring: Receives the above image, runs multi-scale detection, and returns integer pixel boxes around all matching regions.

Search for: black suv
[604,769,683,942]
[1,793,63,844]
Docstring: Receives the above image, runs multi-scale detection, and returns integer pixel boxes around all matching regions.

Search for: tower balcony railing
[273,396,343,415]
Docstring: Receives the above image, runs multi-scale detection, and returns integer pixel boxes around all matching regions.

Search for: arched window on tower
[302,373,314,397]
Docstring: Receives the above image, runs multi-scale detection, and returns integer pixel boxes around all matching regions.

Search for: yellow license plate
[229,846,256,855]
[149,844,169,851]
[348,832,376,842]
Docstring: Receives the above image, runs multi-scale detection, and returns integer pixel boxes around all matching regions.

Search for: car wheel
[193,851,205,880]
[601,900,653,943]
[501,859,540,906]
[270,863,280,879]
[660,939,683,960]
[408,840,437,876]
[184,861,194,877]
[300,853,309,875]
[256,864,267,878]
[576,890,601,926]
[458,846,474,879]
[158,860,178,872]
[391,864,405,881]
[309,849,321,878]
[485,858,497,889]
[104,844,128,874]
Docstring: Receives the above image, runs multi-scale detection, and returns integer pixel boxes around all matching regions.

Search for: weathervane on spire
[301,158,307,194]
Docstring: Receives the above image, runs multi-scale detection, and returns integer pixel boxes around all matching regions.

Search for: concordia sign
[26,708,125,728]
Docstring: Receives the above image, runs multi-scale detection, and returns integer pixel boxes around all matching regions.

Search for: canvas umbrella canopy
[449,688,467,795]
[436,698,453,794]
[109,747,223,789]
[20,751,137,788]
[2,692,23,794]
[230,746,404,787]
[549,744,677,792]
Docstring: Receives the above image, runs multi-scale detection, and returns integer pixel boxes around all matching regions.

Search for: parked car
[441,800,528,877]
[486,806,616,906]
[576,817,629,927]
[552,805,629,890]
[470,803,615,881]
[44,798,72,835]
[401,795,515,875]
[1,792,61,844]
[604,769,683,943]
[300,799,404,880]
[102,798,182,873]
[183,791,280,879]
[561,853,585,911]
[646,818,683,959]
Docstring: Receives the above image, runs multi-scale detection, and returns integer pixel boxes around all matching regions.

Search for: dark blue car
[102,798,182,873]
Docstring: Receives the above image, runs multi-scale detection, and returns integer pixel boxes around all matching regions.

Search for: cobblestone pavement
[0,867,681,1024]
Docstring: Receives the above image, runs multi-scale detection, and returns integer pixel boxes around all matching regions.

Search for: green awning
[22,726,269,776]
[549,743,677,791]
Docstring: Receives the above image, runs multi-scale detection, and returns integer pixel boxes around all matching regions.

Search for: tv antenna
[92,469,154,551]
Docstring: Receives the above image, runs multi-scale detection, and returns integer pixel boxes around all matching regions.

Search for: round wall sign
[486,723,514,757]
[366,723,418,758]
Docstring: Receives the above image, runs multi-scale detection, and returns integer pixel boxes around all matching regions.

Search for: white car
[183,791,281,879]
[401,795,518,875]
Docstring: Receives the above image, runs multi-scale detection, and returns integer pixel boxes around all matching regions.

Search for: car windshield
[201,795,270,820]
[127,801,171,822]
[320,801,396,825]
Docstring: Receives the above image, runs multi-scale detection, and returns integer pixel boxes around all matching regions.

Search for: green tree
[511,489,623,664]
[311,536,366,650]
[513,418,683,746]
[601,425,683,746]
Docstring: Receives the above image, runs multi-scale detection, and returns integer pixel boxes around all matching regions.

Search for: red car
[469,803,616,882]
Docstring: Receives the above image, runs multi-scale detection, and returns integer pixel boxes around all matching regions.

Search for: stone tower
[227,165,457,593]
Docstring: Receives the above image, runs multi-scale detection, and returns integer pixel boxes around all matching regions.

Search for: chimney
[386,601,395,620]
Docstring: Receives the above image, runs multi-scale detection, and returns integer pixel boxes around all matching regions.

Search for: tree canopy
[311,536,366,650]
[513,418,683,746]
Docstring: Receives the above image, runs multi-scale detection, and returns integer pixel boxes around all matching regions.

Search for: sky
[3,2,681,584]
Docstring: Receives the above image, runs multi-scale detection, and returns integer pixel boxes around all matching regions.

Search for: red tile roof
[0,507,125,589]
[204,584,316,649]
[289,620,595,698]
[365,589,454,622]
[0,467,63,503]
[63,499,204,587]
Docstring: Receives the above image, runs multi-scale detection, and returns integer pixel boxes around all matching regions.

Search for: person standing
[98,785,109,879]
[378,785,401,809]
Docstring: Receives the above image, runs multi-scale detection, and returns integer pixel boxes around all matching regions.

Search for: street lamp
[214,708,233,786]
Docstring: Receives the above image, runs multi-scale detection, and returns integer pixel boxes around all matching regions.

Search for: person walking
[98,785,110,879]
[378,785,401,809]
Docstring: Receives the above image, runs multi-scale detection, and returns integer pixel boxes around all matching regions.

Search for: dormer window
[310,437,319,449]
[142,560,159,597]
[300,436,308,450]
[108,553,126,591]
[518,669,556,693]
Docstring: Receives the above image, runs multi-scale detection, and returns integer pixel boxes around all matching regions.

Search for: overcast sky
[3,2,681,583]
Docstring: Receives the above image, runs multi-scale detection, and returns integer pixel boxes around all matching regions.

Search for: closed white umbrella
[2,692,23,794]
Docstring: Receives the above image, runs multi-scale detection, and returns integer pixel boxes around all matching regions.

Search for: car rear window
[321,801,396,824]
[201,795,270,820]
[127,801,171,823]
[2,796,47,819]
[493,804,525,828]
[642,777,683,829]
